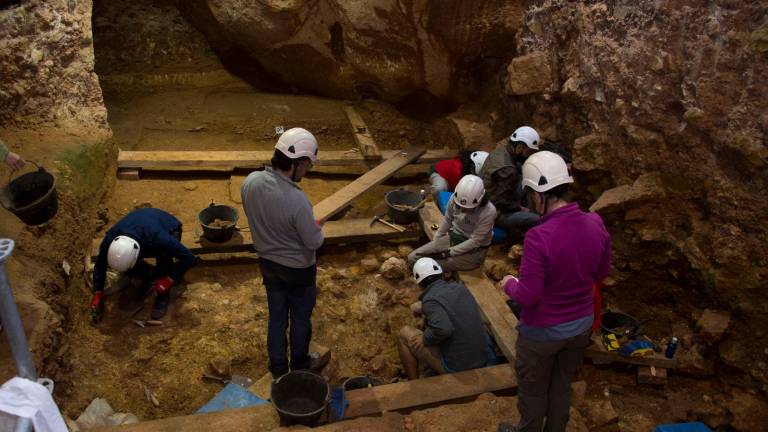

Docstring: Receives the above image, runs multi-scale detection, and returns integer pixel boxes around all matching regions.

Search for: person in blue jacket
[90,208,196,322]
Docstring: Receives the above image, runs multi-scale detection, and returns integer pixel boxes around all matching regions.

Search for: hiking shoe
[497,422,518,432]
[309,351,329,371]
[150,295,170,320]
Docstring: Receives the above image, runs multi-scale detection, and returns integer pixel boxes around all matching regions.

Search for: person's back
[105,208,181,251]
[241,167,323,268]
[422,279,487,372]
[515,203,610,327]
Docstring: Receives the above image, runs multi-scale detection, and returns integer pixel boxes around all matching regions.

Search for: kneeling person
[398,258,488,379]
[90,208,197,322]
[408,174,496,272]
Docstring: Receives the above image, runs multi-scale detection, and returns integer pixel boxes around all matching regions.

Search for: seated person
[90,208,197,322]
[408,174,496,272]
[429,149,489,201]
[478,126,540,238]
[398,258,488,379]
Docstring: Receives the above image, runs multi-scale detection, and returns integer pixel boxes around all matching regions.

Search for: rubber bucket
[271,370,330,427]
[343,375,383,391]
[0,164,58,226]
[198,203,238,243]
[385,189,421,225]
[601,311,641,338]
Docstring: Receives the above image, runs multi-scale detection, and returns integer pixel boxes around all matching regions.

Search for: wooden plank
[344,363,516,418]
[116,169,141,180]
[90,403,280,432]
[418,202,444,240]
[637,365,667,386]
[90,218,419,260]
[312,148,426,223]
[460,270,518,361]
[343,106,381,160]
[117,149,448,169]
[585,334,677,368]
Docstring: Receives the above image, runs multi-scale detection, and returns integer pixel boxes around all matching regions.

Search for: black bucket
[198,203,238,243]
[271,370,330,427]
[385,189,422,225]
[601,311,641,338]
[342,375,383,391]
[0,164,58,226]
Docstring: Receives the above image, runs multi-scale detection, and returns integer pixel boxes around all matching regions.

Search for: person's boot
[497,422,518,432]
[150,294,170,320]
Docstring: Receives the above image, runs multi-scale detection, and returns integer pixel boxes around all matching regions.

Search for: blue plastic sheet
[197,383,269,414]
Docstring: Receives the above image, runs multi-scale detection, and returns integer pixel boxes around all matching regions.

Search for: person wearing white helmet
[478,125,542,238]
[91,208,197,323]
[408,174,496,272]
[241,127,324,378]
[428,149,489,202]
[397,258,488,379]
[497,151,611,432]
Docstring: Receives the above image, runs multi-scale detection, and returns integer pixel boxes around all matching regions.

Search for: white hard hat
[413,257,443,283]
[453,174,485,208]
[470,151,489,174]
[521,151,573,193]
[275,127,318,162]
[107,235,140,272]
[509,126,540,150]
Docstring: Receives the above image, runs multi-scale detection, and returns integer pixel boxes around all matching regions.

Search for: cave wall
[176,0,525,102]
[506,0,767,384]
[0,1,108,133]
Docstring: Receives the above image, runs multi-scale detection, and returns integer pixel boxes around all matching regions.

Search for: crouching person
[398,258,488,379]
[408,174,496,273]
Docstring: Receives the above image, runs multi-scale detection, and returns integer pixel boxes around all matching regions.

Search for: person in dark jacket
[90,208,196,322]
[397,257,488,379]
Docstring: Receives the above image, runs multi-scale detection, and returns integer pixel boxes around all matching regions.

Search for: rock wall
[0,1,108,133]
[176,0,525,102]
[508,0,767,387]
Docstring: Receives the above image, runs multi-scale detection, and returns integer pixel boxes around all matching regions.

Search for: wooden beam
[418,202,444,240]
[116,169,141,180]
[344,363,516,418]
[117,149,449,170]
[90,218,419,260]
[343,106,381,160]
[313,148,426,223]
[637,365,667,386]
[585,334,677,368]
[460,270,519,361]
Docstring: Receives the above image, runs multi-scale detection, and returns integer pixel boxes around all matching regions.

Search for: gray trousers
[407,235,488,273]
[515,329,591,432]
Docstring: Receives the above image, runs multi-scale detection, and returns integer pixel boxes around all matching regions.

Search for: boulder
[505,51,553,95]
[725,387,768,431]
[380,257,408,280]
[360,255,381,273]
[676,344,716,378]
[696,309,730,342]
[397,244,414,259]
[589,172,666,215]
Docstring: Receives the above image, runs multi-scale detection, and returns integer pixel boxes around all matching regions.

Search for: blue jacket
[93,208,196,292]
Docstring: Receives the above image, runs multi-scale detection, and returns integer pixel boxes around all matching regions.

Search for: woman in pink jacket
[498,151,611,432]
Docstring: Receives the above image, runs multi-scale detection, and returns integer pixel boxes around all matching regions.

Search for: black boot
[151,294,170,320]
[497,422,518,432]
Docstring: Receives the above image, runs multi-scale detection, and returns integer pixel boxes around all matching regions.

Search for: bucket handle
[6,160,42,183]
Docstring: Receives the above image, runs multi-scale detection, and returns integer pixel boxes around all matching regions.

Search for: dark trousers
[125,227,183,300]
[515,329,591,432]
[260,258,317,377]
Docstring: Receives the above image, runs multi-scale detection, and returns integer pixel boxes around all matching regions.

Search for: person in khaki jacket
[408,175,496,273]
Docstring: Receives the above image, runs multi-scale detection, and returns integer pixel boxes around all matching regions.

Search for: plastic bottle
[665,336,678,359]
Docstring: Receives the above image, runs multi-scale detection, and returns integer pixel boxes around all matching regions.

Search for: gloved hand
[90,291,105,323]
[152,276,174,295]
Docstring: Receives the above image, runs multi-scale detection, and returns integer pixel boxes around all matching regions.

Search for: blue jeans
[260,258,317,377]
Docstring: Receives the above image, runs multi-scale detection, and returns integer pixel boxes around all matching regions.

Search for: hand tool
[370,215,406,232]
[202,373,254,387]
[133,319,163,328]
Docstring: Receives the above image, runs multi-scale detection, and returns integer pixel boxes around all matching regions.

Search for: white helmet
[453,174,485,208]
[509,126,540,150]
[521,151,573,193]
[275,127,318,162]
[107,235,140,272]
[413,257,443,283]
[470,151,489,174]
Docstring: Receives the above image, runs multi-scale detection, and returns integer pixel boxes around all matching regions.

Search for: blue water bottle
[665,337,678,359]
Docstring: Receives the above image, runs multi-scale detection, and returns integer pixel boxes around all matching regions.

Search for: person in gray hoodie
[398,257,488,379]
[241,127,324,378]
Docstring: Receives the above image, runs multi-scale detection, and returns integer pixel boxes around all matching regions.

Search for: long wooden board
[117,149,448,169]
[418,201,444,240]
[461,270,519,361]
[585,334,677,368]
[89,218,418,260]
[344,363,516,418]
[313,148,426,223]
[343,106,381,160]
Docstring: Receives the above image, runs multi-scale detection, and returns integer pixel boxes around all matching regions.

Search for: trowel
[202,373,254,388]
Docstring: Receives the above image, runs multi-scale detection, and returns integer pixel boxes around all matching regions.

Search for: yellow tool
[601,333,620,351]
